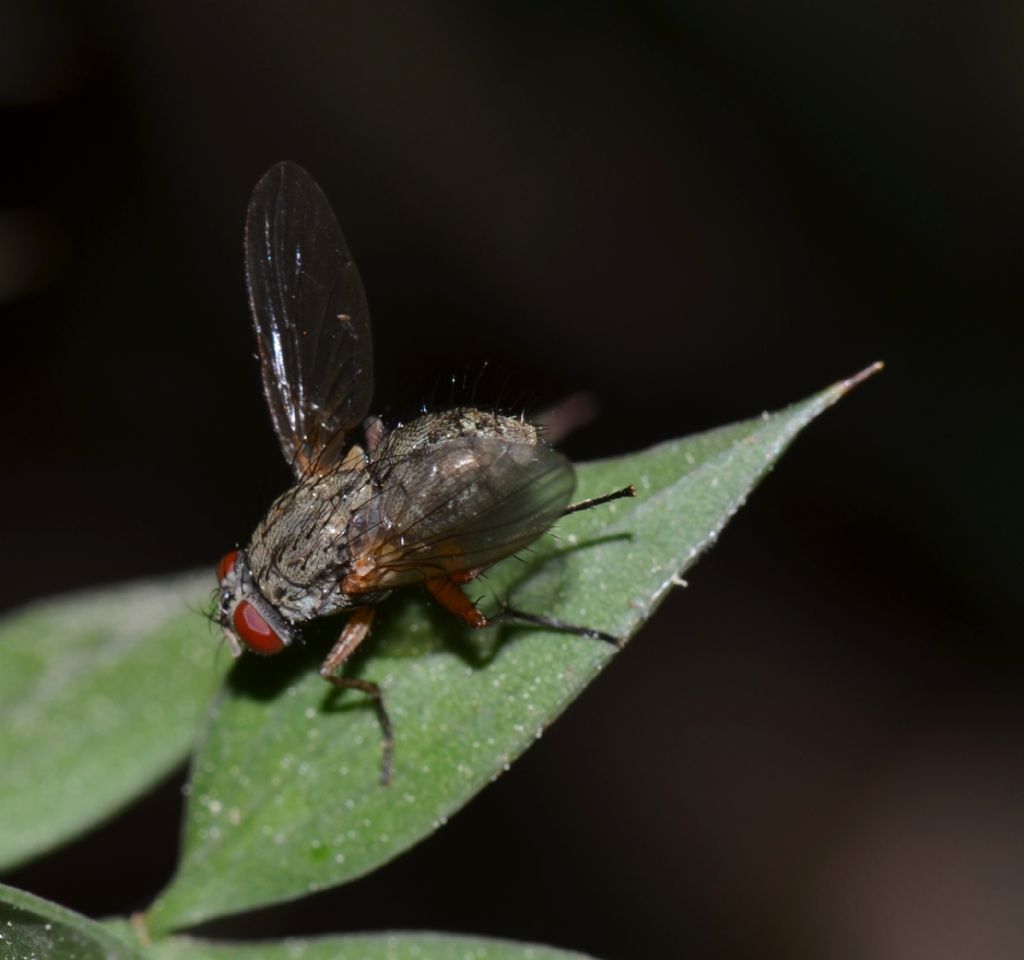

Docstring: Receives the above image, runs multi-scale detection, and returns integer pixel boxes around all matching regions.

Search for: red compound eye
[217,550,239,581]
[232,600,286,654]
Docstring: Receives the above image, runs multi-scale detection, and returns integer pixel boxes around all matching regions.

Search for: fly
[216,161,634,783]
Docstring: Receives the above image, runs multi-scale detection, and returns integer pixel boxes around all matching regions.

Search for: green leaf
[145,365,880,932]
[144,932,597,960]
[0,572,229,869]
[0,882,143,959]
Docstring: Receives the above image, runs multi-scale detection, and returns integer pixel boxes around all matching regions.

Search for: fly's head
[216,548,296,658]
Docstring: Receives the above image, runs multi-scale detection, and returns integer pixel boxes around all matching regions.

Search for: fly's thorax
[245,466,379,622]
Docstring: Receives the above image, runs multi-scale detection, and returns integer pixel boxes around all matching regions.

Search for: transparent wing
[245,161,374,476]
[350,436,576,590]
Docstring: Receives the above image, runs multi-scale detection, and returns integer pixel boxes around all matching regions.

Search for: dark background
[3,1,1023,958]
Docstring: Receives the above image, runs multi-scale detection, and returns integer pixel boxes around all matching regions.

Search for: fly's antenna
[194,592,220,627]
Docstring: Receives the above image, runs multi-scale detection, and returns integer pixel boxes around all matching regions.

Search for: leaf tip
[836,360,884,395]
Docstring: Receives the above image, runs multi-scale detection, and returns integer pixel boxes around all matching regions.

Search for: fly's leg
[320,606,394,785]
[426,575,623,649]
[321,604,376,669]
[340,442,367,471]
[424,484,635,679]
[337,413,387,470]
[536,392,599,444]
[563,484,636,516]
[425,574,487,627]
[324,676,393,786]
[496,605,623,649]
[486,483,635,647]
[363,414,387,454]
